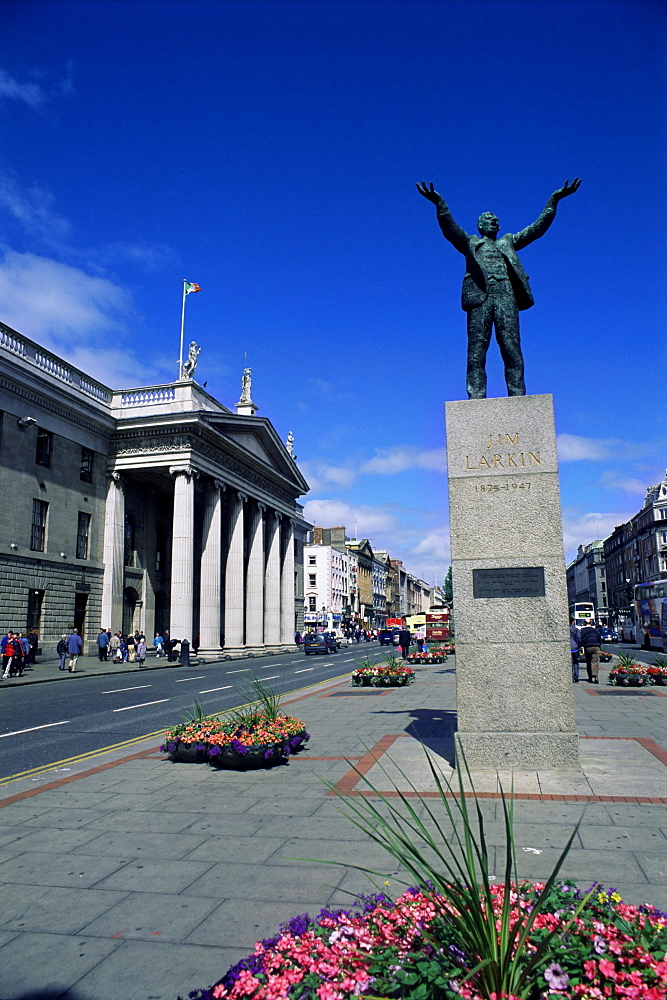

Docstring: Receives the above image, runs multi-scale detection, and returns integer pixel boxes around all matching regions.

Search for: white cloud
[600,470,652,496]
[0,174,71,244]
[303,498,399,538]
[361,446,447,475]
[0,67,45,108]
[561,509,635,561]
[556,433,647,462]
[0,249,136,387]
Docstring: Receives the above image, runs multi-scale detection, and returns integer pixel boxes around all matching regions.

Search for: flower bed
[181,881,667,1000]
[407,651,447,664]
[609,663,648,686]
[161,714,309,768]
[351,663,415,687]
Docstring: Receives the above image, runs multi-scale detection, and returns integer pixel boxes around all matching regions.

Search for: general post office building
[0,322,310,656]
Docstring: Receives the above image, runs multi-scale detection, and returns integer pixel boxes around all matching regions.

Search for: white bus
[569,601,595,626]
[634,580,667,652]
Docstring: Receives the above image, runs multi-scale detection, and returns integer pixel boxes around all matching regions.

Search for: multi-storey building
[0,321,310,655]
[566,540,606,617]
[303,527,350,628]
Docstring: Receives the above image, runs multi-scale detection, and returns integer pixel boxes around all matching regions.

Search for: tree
[443,565,453,607]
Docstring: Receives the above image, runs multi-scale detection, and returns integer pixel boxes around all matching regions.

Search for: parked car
[303,632,338,655]
[598,627,619,643]
[379,628,401,646]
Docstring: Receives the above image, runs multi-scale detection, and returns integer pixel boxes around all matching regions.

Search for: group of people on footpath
[569,618,603,684]
[1,628,40,678]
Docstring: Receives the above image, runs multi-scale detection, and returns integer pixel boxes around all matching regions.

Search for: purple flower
[230,739,249,755]
[448,944,466,963]
[593,934,607,954]
[544,962,569,990]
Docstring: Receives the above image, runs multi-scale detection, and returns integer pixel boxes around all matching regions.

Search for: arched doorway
[122,587,140,636]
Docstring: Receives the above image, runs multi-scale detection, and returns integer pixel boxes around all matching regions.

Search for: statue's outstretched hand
[416,181,442,204]
[552,177,582,202]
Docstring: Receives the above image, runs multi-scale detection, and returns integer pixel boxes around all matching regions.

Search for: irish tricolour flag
[184,281,201,294]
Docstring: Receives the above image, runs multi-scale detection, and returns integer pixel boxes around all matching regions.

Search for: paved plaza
[1,654,667,999]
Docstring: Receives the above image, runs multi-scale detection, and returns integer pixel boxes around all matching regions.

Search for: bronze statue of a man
[416,178,581,398]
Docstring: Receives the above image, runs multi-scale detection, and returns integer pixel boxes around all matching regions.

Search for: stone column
[199,479,225,654]
[224,491,246,651]
[245,501,265,649]
[101,472,125,631]
[169,464,199,643]
[280,517,295,644]
[445,394,579,770]
[264,510,281,647]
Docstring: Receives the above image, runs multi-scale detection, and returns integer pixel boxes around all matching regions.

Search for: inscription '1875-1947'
[465,432,540,472]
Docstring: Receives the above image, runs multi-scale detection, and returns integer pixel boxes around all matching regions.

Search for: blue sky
[0,0,664,583]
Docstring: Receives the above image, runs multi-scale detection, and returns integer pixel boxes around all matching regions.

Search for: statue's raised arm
[513,177,582,250]
[416,180,469,254]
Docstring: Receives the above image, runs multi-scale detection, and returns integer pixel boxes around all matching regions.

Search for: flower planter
[162,716,310,769]
[185,881,667,1000]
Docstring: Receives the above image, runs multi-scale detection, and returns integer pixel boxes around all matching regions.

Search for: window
[30,499,48,551]
[80,447,94,482]
[308,574,316,587]
[76,511,91,560]
[309,596,317,611]
[308,556,316,566]
[35,428,53,467]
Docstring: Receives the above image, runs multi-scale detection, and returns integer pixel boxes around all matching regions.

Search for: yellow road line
[0,669,352,788]
[0,729,165,788]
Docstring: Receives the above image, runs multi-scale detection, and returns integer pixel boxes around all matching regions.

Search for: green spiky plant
[313,743,592,1000]
[616,652,641,668]
[652,654,667,669]
[229,674,284,726]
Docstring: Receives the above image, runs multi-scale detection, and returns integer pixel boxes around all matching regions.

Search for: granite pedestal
[445,393,579,769]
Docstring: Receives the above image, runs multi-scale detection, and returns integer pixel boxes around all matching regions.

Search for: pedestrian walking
[579,620,602,684]
[19,633,30,672]
[569,617,581,683]
[1,632,23,678]
[66,629,83,672]
[154,632,164,657]
[398,627,412,660]
[137,637,147,667]
[96,628,110,661]
[126,632,136,662]
[27,627,39,664]
[109,631,121,662]
[56,634,68,670]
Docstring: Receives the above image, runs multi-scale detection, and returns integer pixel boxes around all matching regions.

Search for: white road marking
[227,669,249,673]
[295,668,314,673]
[0,721,70,739]
[174,676,206,682]
[112,699,170,713]
[262,663,284,668]
[101,684,152,694]
[263,675,279,680]
[198,685,232,694]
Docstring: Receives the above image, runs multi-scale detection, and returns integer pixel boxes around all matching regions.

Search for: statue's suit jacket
[435,199,558,313]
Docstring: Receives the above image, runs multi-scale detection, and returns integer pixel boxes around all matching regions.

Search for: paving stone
[634,851,667,883]
[60,937,242,1000]
[182,860,344,902]
[0,930,121,999]
[182,896,328,948]
[93,857,215,894]
[1,826,110,855]
[579,824,667,851]
[0,850,131,888]
[80,809,201,834]
[79,890,221,943]
[77,830,210,860]
[1,884,129,934]
[184,835,287,863]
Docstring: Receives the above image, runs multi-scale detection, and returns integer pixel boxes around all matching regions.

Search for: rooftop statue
[416,178,581,398]
[181,341,201,379]
[239,367,252,404]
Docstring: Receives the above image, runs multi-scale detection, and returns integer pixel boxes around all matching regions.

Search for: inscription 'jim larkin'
[465,432,541,472]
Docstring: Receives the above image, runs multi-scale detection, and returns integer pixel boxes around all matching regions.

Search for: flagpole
[178,279,187,379]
